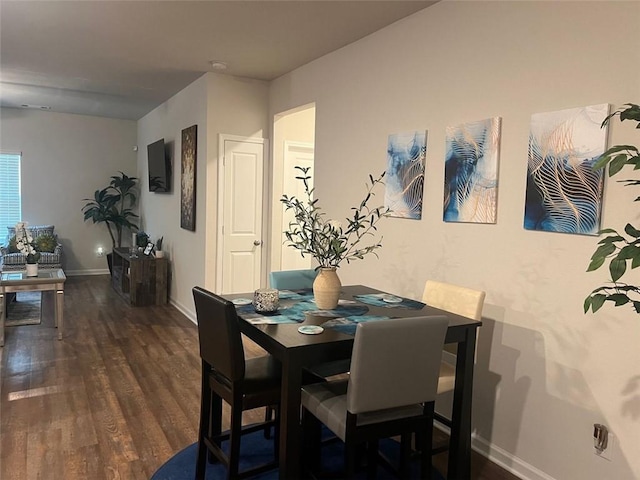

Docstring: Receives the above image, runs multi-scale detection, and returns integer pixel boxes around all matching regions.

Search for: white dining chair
[422,280,485,452]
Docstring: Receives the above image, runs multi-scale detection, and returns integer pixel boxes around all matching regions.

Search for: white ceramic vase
[313,267,341,310]
[26,263,38,277]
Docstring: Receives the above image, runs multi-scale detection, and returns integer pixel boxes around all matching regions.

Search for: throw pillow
[36,233,57,253]
[7,235,19,253]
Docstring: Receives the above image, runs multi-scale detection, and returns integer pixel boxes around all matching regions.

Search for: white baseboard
[170,298,196,324]
[471,434,556,480]
[433,422,555,480]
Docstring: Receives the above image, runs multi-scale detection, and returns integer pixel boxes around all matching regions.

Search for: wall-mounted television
[147,138,171,192]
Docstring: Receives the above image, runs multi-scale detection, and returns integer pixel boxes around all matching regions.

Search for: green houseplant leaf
[281,166,390,269]
[82,171,139,249]
[586,103,640,314]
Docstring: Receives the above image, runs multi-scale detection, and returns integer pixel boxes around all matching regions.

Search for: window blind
[0,153,22,242]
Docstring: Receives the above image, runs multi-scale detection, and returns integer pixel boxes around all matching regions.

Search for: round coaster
[232,298,252,306]
[298,325,324,335]
[382,294,402,303]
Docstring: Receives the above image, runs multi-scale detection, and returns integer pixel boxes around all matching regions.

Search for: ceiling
[0,1,436,121]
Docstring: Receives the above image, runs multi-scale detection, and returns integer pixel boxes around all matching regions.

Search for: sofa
[0,225,63,271]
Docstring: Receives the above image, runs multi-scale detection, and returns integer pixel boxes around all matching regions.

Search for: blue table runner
[234,289,419,334]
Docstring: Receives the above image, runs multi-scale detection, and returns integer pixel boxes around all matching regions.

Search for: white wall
[137,74,209,317]
[270,105,316,271]
[0,108,136,274]
[137,72,268,318]
[269,2,640,479]
[204,73,269,290]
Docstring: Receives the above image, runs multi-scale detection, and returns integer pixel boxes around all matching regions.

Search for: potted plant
[584,103,640,314]
[136,231,149,248]
[155,236,164,258]
[281,166,389,309]
[14,221,41,276]
[82,171,139,274]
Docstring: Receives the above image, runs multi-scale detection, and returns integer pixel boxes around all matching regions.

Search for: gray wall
[269,1,640,479]
[3,2,638,478]
[0,108,136,274]
[137,72,269,318]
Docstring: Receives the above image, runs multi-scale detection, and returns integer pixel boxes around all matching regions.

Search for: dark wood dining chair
[422,280,485,454]
[192,286,282,480]
[301,316,448,479]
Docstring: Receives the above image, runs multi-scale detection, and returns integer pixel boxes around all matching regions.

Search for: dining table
[224,284,482,480]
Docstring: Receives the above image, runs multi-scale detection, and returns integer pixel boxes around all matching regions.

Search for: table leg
[0,292,4,347]
[56,289,64,340]
[279,355,303,480]
[447,327,477,480]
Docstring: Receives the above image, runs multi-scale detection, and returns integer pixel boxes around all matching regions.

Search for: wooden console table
[111,248,167,306]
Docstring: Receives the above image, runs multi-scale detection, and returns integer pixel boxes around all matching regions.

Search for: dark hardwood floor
[1,275,519,479]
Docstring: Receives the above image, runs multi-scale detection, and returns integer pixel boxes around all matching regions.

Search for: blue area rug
[152,428,444,479]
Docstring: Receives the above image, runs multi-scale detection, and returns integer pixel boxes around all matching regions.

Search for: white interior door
[219,137,264,293]
[281,141,314,271]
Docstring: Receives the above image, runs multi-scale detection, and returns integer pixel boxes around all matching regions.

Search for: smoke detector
[209,61,228,71]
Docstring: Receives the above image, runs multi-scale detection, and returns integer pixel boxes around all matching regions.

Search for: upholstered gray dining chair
[301,316,448,479]
[269,268,317,290]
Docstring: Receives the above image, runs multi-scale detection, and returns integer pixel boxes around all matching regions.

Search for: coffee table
[0,268,66,346]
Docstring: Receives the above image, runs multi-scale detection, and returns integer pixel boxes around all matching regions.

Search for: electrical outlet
[96,247,104,257]
[595,431,617,462]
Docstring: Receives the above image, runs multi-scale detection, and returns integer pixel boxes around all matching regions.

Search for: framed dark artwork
[181,124,197,231]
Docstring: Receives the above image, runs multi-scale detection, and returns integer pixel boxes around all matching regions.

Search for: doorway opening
[269,104,316,275]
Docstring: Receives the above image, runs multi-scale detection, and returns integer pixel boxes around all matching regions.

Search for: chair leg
[196,373,212,479]
[302,408,321,472]
[209,393,223,464]
[414,429,423,455]
[399,433,412,479]
[264,406,274,439]
[196,437,208,480]
[227,399,243,480]
[344,441,358,479]
[366,440,378,479]
[421,416,434,478]
[273,405,280,462]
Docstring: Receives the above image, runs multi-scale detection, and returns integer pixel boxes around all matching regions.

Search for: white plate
[298,325,324,335]
[232,298,252,306]
[382,294,403,304]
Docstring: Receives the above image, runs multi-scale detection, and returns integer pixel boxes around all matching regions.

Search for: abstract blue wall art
[443,117,502,223]
[524,104,609,236]
[384,131,427,219]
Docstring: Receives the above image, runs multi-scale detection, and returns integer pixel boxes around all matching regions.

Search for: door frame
[216,134,269,292]
[280,140,314,271]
